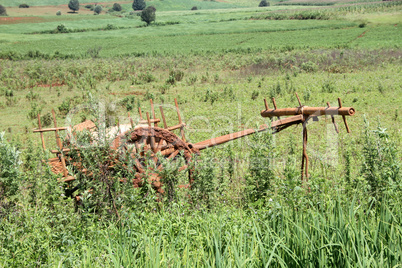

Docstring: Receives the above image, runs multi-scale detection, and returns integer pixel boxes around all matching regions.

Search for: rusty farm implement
[34,93,355,194]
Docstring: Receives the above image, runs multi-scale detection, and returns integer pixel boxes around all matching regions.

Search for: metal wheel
[112,126,198,193]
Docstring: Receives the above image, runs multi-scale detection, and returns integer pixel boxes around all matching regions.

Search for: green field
[0,0,401,267]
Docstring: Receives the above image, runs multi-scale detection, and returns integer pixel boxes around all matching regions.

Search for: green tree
[94,5,102,15]
[68,0,80,13]
[0,5,7,16]
[259,0,270,7]
[112,3,122,11]
[132,0,146,11]
[140,6,155,26]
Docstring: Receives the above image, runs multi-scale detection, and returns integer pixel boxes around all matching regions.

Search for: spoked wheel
[112,126,199,194]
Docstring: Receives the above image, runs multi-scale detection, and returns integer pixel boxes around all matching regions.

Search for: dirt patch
[358,31,366,38]
[73,120,96,132]
[0,16,46,24]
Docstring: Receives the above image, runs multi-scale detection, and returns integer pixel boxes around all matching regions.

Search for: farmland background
[0,0,401,266]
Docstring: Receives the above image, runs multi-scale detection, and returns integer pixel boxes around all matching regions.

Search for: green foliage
[68,0,79,13]
[58,97,71,116]
[120,96,136,111]
[112,3,122,11]
[0,132,21,199]
[191,6,198,10]
[140,6,156,26]
[94,5,102,15]
[55,24,68,33]
[360,118,400,201]
[191,154,216,208]
[132,0,146,11]
[0,5,7,16]
[19,3,30,8]
[251,89,259,100]
[27,102,42,120]
[259,0,270,7]
[246,129,275,206]
[56,10,61,15]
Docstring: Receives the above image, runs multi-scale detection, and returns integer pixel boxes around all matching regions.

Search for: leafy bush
[40,112,52,127]
[140,6,156,25]
[132,0,146,11]
[120,96,136,111]
[94,5,102,15]
[58,97,71,116]
[168,69,184,83]
[0,132,21,199]
[112,3,122,11]
[360,119,400,201]
[259,0,270,7]
[27,102,42,120]
[68,0,80,13]
[0,5,7,16]
[251,90,259,100]
[84,4,93,9]
[246,129,275,206]
[19,3,30,8]
[191,6,198,10]
[56,10,61,15]
[55,24,68,33]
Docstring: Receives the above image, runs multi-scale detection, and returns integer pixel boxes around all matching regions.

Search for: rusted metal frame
[51,109,69,178]
[146,112,157,153]
[295,92,302,107]
[37,113,46,151]
[159,106,168,129]
[338,98,350,133]
[138,107,143,120]
[301,120,309,182]
[150,99,158,127]
[33,127,68,133]
[261,107,355,118]
[128,112,134,128]
[139,118,160,124]
[194,115,303,150]
[326,102,339,133]
[174,98,186,142]
[271,97,280,120]
[156,106,168,150]
[194,128,259,150]
[167,123,185,131]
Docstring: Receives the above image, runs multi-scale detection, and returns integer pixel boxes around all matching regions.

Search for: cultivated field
[0,0,401,266]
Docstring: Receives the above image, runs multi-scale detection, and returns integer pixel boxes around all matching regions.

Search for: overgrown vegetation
[0,1,401,266]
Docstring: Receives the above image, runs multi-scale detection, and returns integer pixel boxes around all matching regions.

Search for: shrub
[56,10,61,15]
[94,5,102,15]
[191,6,198,10]
[0,132,21,199]
[132,0,146,11]
[259,0,270,7]
[27,102,42,120]
[169,69,184,82]
[68,0,80,13]
[360,119,400,201]
[140,6,156,26]
[40,112,52,127]
[112,3,122,11]
[55,24,68,33]
[19,3,30,8]
[246,129,275,206]
[84,4,93,9]
[0,5,7,16]
[251,90,259,100]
